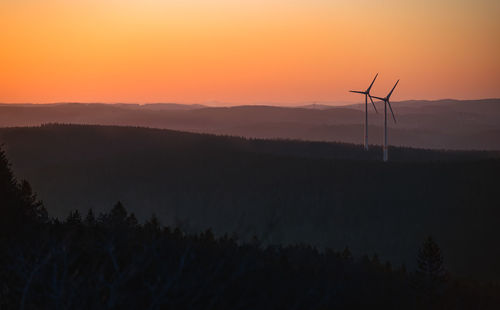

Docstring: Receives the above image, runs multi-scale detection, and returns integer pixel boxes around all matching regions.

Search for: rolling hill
[1,99,499,150]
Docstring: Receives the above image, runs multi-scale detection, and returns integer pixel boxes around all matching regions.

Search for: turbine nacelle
[371,79,399,123]
[348,73,379,113]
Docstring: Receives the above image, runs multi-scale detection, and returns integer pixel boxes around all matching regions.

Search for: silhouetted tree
[144,213,161,232]
[201,228,216,243]
[18,180,46,221]
[84,208,96,226]
[413,236,448,308]
[126,213,138,228]
[66,210,82,226]
[0,147,46,234]
[111,201,127,222]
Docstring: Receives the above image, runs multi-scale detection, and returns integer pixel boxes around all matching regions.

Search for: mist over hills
[1,99,499,150]
[1,124,499,281]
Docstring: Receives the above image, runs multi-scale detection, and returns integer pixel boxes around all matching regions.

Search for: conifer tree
[413,236,447,307]
[126,213,139,228]
[107,201,128,227]
[84,208,96,226]
[0,147,46,233]
[111,201,127,221]
[66,210,82,226]
[144,214,161,234]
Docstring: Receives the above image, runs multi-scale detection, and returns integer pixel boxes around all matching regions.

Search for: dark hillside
[0,124,499,281]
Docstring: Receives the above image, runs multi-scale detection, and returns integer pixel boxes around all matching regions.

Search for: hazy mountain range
[1,98,499,150]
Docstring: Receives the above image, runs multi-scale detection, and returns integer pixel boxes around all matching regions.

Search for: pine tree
[107,201,127,227]
[66,210,82,226]
[126,213,139,228]
[84,208,96,226]
[413,236,447,307]
[0,147,47,234]
[18,180,47,221]
[111,201,127,221]
[144,213,161,233]
[0,148,18,202]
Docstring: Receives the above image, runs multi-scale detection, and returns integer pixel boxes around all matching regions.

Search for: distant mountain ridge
[0,102,207,110]
[1,99,499,150]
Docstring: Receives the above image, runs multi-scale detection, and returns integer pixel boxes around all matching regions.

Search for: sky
[0,0,499,105]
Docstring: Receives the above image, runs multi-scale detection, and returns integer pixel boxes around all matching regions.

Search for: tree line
[1,146,499,309]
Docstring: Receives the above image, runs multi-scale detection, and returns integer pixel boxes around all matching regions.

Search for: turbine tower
[371,80,399,162]
[349,74,379,150]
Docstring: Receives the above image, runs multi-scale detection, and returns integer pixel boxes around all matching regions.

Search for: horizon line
[0,97,499,108]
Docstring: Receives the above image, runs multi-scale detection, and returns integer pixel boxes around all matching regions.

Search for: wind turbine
[349,74,379,150]
[371,80,399,162]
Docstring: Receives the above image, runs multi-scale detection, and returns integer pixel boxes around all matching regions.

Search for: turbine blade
[369,95,378,113]
[387,79,399,99]
[366,73,378,93]
[371,96,385,101]
[349,90,365,94]
[387,100,397,123]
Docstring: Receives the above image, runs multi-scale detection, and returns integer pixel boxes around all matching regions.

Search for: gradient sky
[1,0,499,105]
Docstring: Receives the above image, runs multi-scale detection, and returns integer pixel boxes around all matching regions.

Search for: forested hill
[1,124,500,282]
[0,124,498,163]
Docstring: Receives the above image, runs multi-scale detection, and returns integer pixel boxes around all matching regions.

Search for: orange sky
[1,0,499,105]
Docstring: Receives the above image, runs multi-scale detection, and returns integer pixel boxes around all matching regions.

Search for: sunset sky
[1,0,499,105]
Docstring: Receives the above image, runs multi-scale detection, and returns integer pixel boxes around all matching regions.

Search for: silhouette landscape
[1,0,500,309]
